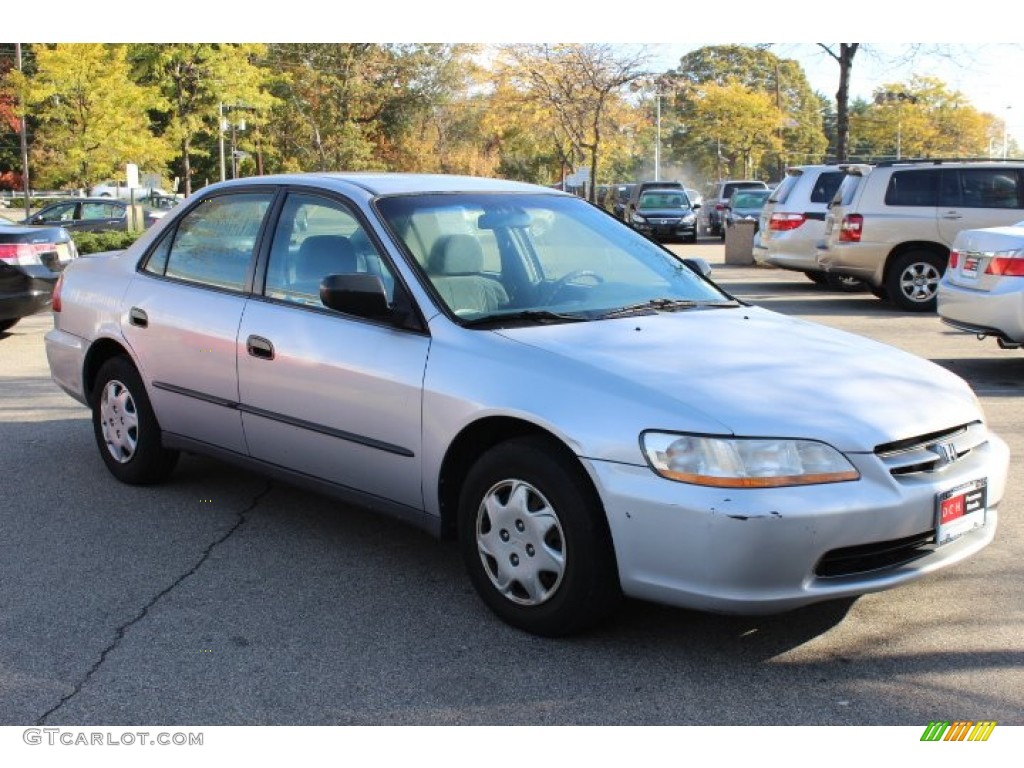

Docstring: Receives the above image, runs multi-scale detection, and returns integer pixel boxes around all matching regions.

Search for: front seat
[427,234,508,316]
[293,235,357,300]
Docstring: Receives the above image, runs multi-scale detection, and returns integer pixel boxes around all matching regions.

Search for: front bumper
[634,221,697,240]
[585,431,1008,614]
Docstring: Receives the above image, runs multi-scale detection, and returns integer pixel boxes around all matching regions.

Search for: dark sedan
[0,220,77,333]
[629,188,699,242]
[722,188,772,239]
[23,198,166,232]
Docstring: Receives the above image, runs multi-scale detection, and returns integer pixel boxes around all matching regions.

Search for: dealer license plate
[936,478,987,544]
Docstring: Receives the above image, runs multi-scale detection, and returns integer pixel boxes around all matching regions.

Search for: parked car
[90,181,171,199]
[612,184,636,221]
[701,179,769,237]
[721,188,771,239]
[684,187,703,209]
[24,198,167,232]
[629,187,699,242]
[46,173,1008,636]
[624,180,683,223]
[0,219,77,333]
[753,164,864,291]
[818,159,1024,311]
[938,221,1024,350]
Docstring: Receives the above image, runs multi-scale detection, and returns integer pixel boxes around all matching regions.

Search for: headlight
[641,432,860,488]
[631,214,647,224]
[682,214,696,224]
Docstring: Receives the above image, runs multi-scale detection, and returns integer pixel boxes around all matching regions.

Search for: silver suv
[818,159,1024,311]
[701,179,768,237]
[754,165,861,289]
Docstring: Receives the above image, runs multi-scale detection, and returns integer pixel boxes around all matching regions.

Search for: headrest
[428,234,484,275]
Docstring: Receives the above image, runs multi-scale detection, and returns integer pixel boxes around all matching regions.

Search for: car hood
[638,207,693,217]
[495,306,981,452]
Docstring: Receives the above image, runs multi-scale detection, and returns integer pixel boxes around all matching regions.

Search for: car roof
[206,173,560,197]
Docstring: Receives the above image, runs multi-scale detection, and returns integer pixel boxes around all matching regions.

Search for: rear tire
[885,250,945,312]
[91,356,179,485]
[804,271,828,285]
[457,436,621,636]
[0,318,19,333]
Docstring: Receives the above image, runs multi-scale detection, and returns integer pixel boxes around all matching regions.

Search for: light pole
[874,90,918,160]
[219,104,255,181]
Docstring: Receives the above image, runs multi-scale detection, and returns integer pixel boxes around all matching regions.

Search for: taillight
[985,255,1024,276]
[715,203,726,211]
[839,214,864,243]
[52,273,63,313]
[0,242,39,265]
[769,212,807,231]
[948,249,959,269]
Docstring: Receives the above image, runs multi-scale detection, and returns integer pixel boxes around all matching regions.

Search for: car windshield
[638,191,688,209]
[732,191,769,208]
[375,192,730,323]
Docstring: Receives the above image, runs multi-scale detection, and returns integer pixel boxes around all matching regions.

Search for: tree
[496,44,649,200]
[262,44,473,174]
[691,81,785,179]
[131,44,276,196]
[14,44,172,190]
[817,44,859,162]
[666,45,825,181]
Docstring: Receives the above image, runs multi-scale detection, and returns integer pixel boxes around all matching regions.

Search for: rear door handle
[942,211,963,219]
[129,307,148,328]
[246,335,275,360]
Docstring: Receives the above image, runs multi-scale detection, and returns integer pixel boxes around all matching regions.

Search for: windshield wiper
[598,298,738,319]
[461,309,591,327]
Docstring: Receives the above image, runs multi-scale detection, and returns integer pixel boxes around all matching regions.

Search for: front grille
[875,421,987,476]
[816,531,935,577]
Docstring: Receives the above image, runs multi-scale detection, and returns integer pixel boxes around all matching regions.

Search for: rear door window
[152,192,274,292]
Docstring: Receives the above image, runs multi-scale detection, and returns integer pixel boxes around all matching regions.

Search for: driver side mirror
[320,274,391,321]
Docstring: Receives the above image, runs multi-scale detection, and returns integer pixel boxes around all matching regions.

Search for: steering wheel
[545,270,605,304]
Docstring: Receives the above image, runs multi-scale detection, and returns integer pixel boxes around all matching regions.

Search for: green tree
[666,45,826,181]
[130,43,277,195]
[14,44,171,189]
[262,44,472,174]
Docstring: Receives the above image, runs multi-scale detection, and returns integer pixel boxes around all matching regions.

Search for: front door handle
[941,211,963,219]
[246,335,275,360]
[129,307,148,328]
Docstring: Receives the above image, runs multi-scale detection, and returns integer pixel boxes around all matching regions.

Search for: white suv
[817,159,1024,311]
[753,165,863,289]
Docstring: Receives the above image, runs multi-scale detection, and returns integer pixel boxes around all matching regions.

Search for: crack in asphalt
[35,480,274,725]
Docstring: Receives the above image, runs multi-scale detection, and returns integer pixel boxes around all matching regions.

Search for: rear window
[884,169,940,207]
[770,173,800,204]
[835,174,863,206]
[722,181,766,198]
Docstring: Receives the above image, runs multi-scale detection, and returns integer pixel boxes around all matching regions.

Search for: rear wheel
[92,356,179,485]
[804,271,828,285]
[885,250,945,311]
[0,318,19,333]
[457,436,621,636]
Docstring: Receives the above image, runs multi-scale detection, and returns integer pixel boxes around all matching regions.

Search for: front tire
[885,250,945,312]
[92,356,179,485]
[457,436,621,636]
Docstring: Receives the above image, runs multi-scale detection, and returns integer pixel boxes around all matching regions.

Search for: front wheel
[92,356,179,485]
[885,250,945,312]
[457,436,621,636]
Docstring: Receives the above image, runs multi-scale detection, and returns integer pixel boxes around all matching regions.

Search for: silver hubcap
[100,379,139,464]
[476,479,565,606]
[898,262,941,303]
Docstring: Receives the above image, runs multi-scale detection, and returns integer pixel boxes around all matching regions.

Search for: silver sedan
[938,222,1024,350]
[45,174,1009,636]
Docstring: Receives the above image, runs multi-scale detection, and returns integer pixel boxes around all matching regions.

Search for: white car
[45,173,1010,636]
[89,181,171,200]
[938,221,1024,349]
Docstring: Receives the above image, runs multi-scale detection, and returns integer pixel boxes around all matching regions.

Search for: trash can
[724,219,756,265]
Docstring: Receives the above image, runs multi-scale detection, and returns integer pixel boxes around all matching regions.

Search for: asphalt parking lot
[1,242,1022,728]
